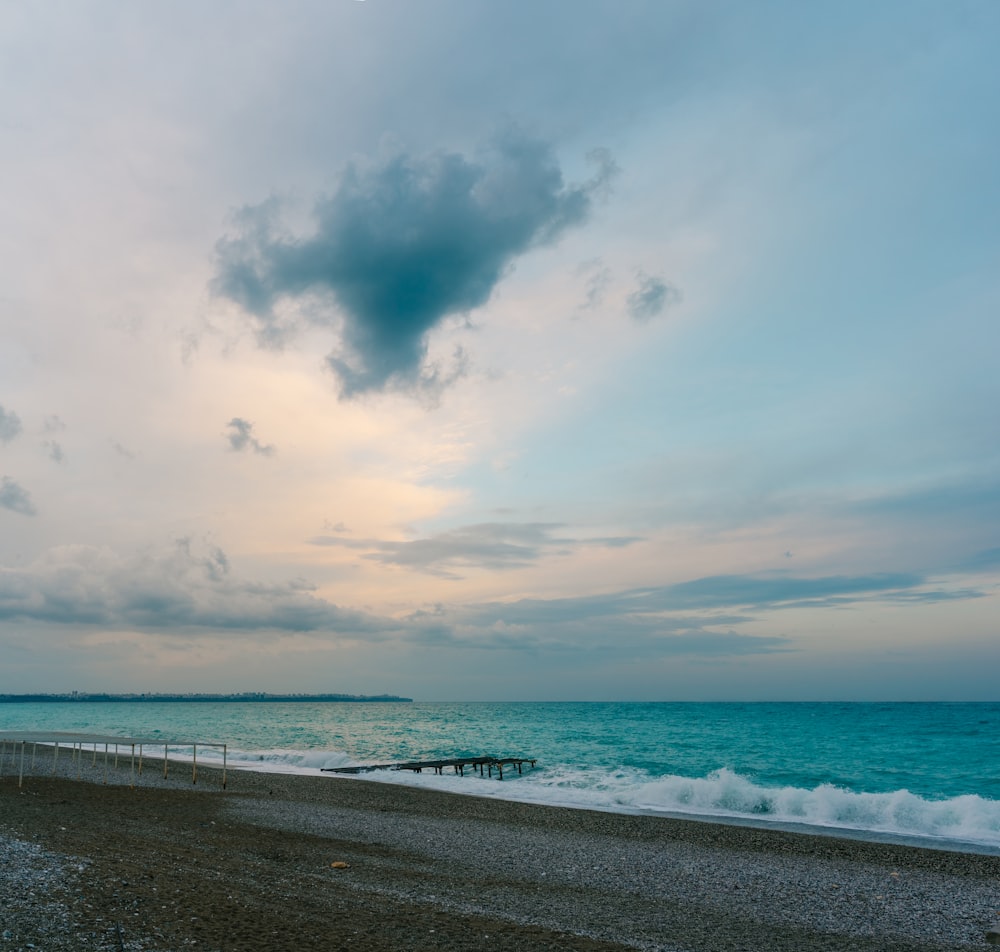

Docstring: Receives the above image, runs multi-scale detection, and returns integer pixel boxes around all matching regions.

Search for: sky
[1,0,998,700]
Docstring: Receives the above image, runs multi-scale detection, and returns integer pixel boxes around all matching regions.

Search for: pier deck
[323,755,536,779]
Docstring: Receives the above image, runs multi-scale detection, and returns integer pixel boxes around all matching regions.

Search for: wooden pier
[323,755,536,780]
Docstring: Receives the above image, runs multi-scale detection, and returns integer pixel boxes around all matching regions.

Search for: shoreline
[2,750,999,950]
[9,738,999,857]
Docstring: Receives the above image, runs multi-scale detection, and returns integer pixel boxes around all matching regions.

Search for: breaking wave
[198,748,1000,850]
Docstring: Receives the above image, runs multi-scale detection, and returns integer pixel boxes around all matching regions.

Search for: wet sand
[1,750,998,951]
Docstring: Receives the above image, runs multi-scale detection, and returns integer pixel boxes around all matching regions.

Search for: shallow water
[2,700,998,849]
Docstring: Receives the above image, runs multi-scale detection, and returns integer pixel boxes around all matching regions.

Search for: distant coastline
[0,692,413,703]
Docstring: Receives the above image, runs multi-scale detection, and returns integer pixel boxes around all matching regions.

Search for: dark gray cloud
[214,129,617,397]
[0,540,384,635]
[225,418,274,456]
[414,610,784,658]
[0,477,36,516]
[0,405,22,443]
[464,571,971,627]
[626,271,681,322]
[416,568,981,661]
[309,522,641,578]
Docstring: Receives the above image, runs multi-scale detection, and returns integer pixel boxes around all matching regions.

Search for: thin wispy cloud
[214,128,617,397]
[576,259,613,310]
[225,418,274,456]
[0,405,22,443]
[110,440,134,460]
[0,477,36,517]
[463,572,976,626]
[626,271,681,322]
[310,522,642,578]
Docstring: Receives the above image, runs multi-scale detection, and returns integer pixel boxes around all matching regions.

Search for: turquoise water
[2,701,998,850]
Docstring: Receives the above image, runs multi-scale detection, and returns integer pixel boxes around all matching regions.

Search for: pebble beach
[1,747,998,951]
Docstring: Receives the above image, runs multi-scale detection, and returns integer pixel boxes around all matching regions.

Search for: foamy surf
[197,746,1000,850]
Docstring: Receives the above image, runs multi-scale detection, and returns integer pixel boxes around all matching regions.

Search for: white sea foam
[163,745,359,774]
[205,749,1000,849]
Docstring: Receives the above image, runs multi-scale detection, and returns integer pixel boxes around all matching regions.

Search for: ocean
[2,701,998,852]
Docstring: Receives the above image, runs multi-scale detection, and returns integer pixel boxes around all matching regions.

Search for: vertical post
[19,741,25,788]
[32,743,37,769]
[192,744,197,785]
[163,744,168,779]
[114,744,119,769]
[130,744,135,789]
[52,742,59,774]
[0,740,5,778]
[222,744,227,791]
[92,743,97,766]
[77,744,82,780]
[138,744,144,776]
[103,743,109,785]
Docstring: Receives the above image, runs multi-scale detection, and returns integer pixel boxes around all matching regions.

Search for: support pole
[130,744,135,789]
[19,741,25,788]
[114,744,119,769]
[163,744,168,779]
[52,742,58,774]
[192,744,197,785]
[0,740,5,779]
[138,744,144,776]
[31,743,37,769]
[77,744,82,780]
[92,743,97,766]
[222,744,227,790]
[103,743,109,785]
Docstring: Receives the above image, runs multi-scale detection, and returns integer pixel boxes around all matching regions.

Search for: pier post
[192,744,198,785]
[52,742,58,774]
[18,741,25,788]
[222,744,227,790]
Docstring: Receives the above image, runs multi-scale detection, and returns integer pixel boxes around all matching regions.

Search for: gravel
[2,746,999,951]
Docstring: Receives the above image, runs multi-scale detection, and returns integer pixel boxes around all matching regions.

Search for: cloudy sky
[1,1,998,700]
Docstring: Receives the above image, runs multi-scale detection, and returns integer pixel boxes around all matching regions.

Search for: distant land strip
[0,692,413,703]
